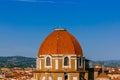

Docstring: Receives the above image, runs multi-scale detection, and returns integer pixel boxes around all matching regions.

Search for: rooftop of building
[38,28,83,57]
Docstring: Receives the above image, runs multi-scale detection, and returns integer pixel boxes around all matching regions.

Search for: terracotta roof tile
[38,29,83,56]
[96,73,109,78]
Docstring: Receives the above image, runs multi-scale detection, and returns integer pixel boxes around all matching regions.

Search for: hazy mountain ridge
[89,60,120,68]
[0,56,119,68]
[0,56,36,68]
[98,60,120,63]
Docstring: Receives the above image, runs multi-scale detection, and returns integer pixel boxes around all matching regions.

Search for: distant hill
[0,56,36,68]
[0,56,120,68]
[99,60,120,63]
[89,60,120,68]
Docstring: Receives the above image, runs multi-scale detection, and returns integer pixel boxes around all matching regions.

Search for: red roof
[96,73,109,79]
[111,78,120,80]
[38,29,83,56]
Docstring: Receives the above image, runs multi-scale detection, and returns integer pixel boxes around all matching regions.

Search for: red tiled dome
[38,29,83,57]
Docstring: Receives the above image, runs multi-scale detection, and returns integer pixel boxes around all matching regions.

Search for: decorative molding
[54,28,66,31]
[73,77,77,80]
[75,59,77,70]
[58,77,62,80]
[55,59,58,70]
[39,58,41,69]
[39,54,76,57]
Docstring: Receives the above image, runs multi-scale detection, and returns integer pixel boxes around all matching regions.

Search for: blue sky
[0,0,120,60]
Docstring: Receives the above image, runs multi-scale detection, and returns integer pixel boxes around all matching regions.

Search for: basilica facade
[32,28,88,80]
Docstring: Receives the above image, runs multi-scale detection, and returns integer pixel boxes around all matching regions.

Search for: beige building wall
[94,72,99,79]
[33,72,83,80]
[36,55,85,71]
[34,54,87,80]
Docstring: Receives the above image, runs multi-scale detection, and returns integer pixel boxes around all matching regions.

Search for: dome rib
[67,32,83,56]
[68,33,76,54]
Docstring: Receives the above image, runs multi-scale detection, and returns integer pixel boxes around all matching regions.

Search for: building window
[42,77,45,80]
[58,77,62,80]
[73,77,77,80]
[49,76,52,80]
[78,57,82,68]
[64,73,68,80]
[79,57,82,66]
[46,57,51,66]
[64,57,69,66]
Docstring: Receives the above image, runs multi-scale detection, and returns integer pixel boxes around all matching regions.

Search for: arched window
[46,57,51,66]
[49,76,52,80]
[42,77,45,80]
[64,73,68,80]
[64,57,69,66]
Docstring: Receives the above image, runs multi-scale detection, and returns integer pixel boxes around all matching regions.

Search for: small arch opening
[46,57,51,66]
[64,57,69,66]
